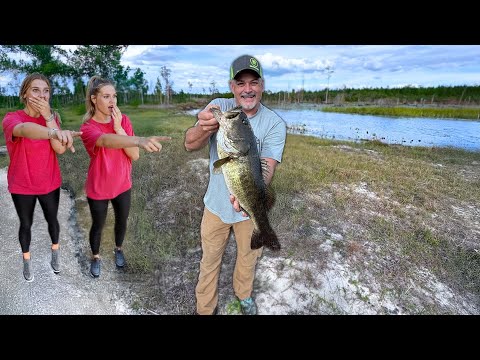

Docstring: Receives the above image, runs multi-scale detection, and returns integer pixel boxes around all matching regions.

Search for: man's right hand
[198,105,220,134]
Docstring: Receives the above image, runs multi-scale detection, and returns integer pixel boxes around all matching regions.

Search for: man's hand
[229,194,248,217]
[197,105,220,134]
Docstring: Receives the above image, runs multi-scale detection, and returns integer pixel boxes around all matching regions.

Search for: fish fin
[265,186,276,210]
[260,159,270,183]
[251,230,281,251]
[213,156,232,170]
[239,206,250,217]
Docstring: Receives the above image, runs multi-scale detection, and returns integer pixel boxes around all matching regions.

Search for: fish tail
[265,186,276,211]
[251,230,281,251]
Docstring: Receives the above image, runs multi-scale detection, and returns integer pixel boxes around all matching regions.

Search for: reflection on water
[185,108,480,151]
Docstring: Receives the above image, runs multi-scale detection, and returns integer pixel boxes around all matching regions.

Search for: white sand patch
[256,247,479,314]
[412,268,478,314]
[188,158,209,172]
[331,182,380,201]
[114,298,136,314]
[333,145,356,151]
[187,158,209,183]
[255,252,402,315]
[451,204,480,225]
[353,182,380,200]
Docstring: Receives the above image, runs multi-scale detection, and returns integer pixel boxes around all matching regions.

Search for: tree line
[0,45,176,107]
[1,45,479,108]
[260,85,480,107]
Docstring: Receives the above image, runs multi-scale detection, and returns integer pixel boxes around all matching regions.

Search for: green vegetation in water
[322,106,480,120]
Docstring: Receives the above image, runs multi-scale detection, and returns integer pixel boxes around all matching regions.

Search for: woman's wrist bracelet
[46,113,55,123]
[48,128,58,139]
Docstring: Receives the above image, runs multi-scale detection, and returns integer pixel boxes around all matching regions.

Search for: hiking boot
[240,297,257,315]
[114,248,126,268]
[90,258,101,278]
[23,258,34,282]
[51,248,60,274]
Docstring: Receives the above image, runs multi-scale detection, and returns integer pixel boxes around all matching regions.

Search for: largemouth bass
[211,106,280,251]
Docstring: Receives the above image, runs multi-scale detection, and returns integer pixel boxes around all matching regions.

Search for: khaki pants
[195,208,262,315]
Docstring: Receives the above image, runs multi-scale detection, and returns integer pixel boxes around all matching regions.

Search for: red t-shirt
[80,114,135,200]
[2,110,62,195]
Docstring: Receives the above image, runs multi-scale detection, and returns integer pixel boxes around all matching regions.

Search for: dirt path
[0,167,138,315]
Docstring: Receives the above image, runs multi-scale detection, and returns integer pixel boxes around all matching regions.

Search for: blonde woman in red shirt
[80,75,170,278]
[2,73,82,282]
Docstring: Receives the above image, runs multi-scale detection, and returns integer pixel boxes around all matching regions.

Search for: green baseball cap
[230,55,263,79]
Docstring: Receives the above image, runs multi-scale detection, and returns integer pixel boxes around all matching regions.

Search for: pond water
[186,108,480,152]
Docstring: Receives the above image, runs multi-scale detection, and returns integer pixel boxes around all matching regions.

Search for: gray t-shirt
[203,98,287,224]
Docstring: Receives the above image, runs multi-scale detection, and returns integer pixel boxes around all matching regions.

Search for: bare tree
[188,81,193,99]
[300,73,305,103]
[209,80,218,95]
[167,81,174,102]
[459,87,466,105]
[154,76,163,104]
[160,65,171,105]
[324,66,334,104]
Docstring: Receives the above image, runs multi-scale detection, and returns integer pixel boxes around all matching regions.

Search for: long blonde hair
[83,75,115,122]
[19,73,62,123]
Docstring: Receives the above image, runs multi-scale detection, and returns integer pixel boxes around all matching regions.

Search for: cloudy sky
[120,45,480,93]
[3,45,480,94]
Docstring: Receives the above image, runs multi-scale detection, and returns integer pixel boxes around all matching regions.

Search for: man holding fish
[185,55,287,315]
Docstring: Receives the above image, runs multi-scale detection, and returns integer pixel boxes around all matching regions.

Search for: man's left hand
[229,194,248,217]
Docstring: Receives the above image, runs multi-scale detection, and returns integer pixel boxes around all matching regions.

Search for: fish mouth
[223,106,242,119]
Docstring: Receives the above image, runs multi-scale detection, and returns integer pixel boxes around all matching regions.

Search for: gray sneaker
[23,258,34,282]
[51,248,60,274]
[114,248,126,268]
[90,258,101,278]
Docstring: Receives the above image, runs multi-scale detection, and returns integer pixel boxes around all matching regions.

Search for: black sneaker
[90,258,101,278]
[114,248,126,268]
[23,258,34,282]
[51,248,60,274]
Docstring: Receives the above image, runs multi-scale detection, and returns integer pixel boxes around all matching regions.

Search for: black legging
[87,188,131,256]
[11,187,61,254]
